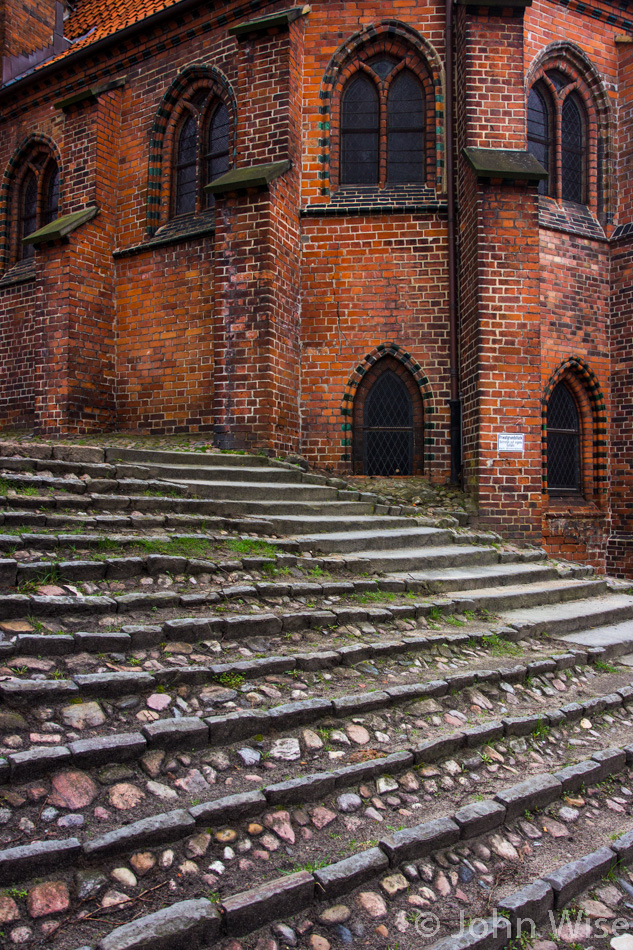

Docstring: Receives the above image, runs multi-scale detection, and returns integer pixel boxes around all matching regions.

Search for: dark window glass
[367,56,399,79]
[20,170,38,260]
[363,370,413,476]
[205,103,230,200]
[43,165,59,226]
[175,114,199,216]
[561,95,585,203]
[547,382,581,492]
[527,87,550,196]
[545,69,570,91]
[341,75,379,185]
[387,70,424,183]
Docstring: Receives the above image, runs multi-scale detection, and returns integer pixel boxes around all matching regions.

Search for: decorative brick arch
[146,64,237,234]
[526,42,614,222]
[319,21,445,195]
[542,356,607,501]
[341,343,436,472]
[0,133,62,270]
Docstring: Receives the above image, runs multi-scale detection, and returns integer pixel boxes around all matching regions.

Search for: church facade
[0,0,631,575]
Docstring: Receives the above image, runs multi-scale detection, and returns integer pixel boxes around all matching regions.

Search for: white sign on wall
[497,433,525,453]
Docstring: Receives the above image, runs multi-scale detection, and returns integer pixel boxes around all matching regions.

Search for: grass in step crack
[595,659,620,674]
[353,589,397,604]
[477,633,522,657]
[225,537,281,558]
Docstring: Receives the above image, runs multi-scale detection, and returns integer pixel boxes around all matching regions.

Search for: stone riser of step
[0,643,613,775]
[510,601,633,638]
[279,526,456,554]
[0,443,285,469]
[2,744,630,946]
[0,506,276,534]
[4,493,382,520]
[451,578,608,612]
[416,562,592,593]
[340,547,501,573]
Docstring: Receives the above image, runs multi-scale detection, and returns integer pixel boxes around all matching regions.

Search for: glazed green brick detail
[229,5,310,38]
[22,206,99,246]
[204,161,291,195]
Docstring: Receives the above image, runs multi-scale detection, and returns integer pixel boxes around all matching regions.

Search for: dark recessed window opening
[20,171,38,260]
[547,381,581,493]
[341,75,380,185]
[561,95,585,204]
[363,370,414,476]
[387,71,425,184]
[527,86,551,197]
[172,92,232,218]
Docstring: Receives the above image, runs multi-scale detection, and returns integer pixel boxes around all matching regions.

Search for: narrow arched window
[561,95,585,204]
[527,86,551,196]
[341,75,379,185]
[20,171,38,260]
[205,103,230,207]
[43,165,60,226]
[174,114,199,216]
[387,71,425,183]
[547,382,581,492]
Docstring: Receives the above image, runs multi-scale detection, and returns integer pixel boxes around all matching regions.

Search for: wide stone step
[342,544,500,572]
[503,592,633,638]
[284,526,454,554]
[200,499,377,517]
[561,618,633,657]
[139,462,310,484]
[261,514,420,534]
[452,578,608,612]
[105,447,283,468]
[173,480,339,501]
[389,560,562,591]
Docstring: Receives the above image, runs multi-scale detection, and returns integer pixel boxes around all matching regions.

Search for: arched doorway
[353,355,424,475]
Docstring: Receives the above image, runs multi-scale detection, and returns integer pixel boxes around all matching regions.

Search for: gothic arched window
[527,71,589,205]
[172,91,232,217]
[15,152,60,261]
[339,58,427,187]
[547,382,581,493]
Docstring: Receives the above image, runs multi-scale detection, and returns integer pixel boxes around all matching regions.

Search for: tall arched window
[527,70,589,206]
[341,76,379,184]
[15,153,59,261]
[339,57,427,187]
[387,71,425,183]
[172,91,232,217]
[527,86,551,196]
[547,382,581,493]
[561,95,585,204]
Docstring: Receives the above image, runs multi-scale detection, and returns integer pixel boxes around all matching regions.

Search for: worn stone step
[194,498,377,517]
[139,462,310,484]
[284,526,454,554]
[452,578,608,612]
[166,479,340,502]
[258,514,425,534]
[343,544,500,573]
[561,618,633,657]
[104,447,285,468]
[503,592,633,638]
[390,560,562,592]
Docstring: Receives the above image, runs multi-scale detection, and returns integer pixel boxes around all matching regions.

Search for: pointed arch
[146,64,237,234]
[526,42,613,221]
[0,133,62,269]
[542,356,607,501]
[319,21,445,194]
[341,343,436,471]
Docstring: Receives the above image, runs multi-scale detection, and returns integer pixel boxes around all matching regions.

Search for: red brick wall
[1,1,57,60]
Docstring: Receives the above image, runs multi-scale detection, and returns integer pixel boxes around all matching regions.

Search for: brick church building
[0,0,631,575]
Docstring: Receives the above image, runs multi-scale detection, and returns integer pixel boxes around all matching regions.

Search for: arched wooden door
[353,356,424,475]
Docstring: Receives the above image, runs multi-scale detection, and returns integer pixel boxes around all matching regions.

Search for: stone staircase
[0,441,632,950]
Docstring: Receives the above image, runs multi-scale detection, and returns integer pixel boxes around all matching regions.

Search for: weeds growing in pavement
[531,718,550,740]
[226,538,281,558]
[215,671,244,690]
[595,660,619,674]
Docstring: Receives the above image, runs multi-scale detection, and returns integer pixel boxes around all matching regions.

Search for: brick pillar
[608,40,633,576]
[212,14,304,454]
[456,0,544,541]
